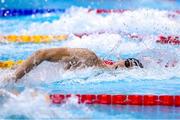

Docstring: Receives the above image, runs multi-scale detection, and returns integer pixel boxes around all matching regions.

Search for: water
[0,0,180,119]
[1,0,180,9]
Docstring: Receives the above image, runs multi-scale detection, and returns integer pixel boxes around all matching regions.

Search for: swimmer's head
[113,58,143,69]
[124,58,143,68]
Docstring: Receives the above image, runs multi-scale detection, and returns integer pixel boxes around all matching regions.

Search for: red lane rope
[49,94,180,106]
[156,36,180,45]
[74,31,143,39]
[74,32,180,45]
[89,9,180,14]
[176,10,180,14]
[88,9,180,19]
[90,9,128,14]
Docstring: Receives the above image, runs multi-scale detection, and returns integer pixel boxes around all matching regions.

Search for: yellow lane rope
[0,35,68,43]
[0,60,24,68]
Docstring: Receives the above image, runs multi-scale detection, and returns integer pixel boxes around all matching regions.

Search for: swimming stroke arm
[14,50,47,81]
[14,48,69,81]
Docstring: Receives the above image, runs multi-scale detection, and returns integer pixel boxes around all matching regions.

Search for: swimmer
[5,47,143,82]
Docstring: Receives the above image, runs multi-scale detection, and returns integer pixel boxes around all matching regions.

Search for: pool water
[0,0,180,119]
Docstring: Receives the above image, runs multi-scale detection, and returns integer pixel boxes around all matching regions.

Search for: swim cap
[125,58,143,68]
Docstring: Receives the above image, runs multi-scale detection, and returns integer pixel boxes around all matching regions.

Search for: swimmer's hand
[125,58,143,68]
[0,74,16,88]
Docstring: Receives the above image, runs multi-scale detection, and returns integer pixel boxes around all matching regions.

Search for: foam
[0,7,180,35]
[0,89,92,119]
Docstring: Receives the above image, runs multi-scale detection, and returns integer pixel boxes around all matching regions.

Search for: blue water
[0,0,180,119]
[1,0,180,9]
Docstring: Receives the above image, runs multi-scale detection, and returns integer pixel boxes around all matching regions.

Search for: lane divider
[0,35,68,43]
[0,33,179,45]
[49,94,180,106]
[90,9,180,16]
[0,60,24,68]
[75,33,180,45]
[0,9,179,17]
[88,9,127,14]
[156,36,180,45]
[0,9,65,17]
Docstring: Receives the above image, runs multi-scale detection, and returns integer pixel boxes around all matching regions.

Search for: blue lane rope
[0,9,66,17]
[1,9,179,17]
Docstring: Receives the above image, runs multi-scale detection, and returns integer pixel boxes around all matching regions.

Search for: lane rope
[0,60,24,68]
[0,9,65,17]
[75,33,180,45]
[0,33,179,45]
[0,35,68,43]
[156,35,180,45]
[0,9,179,17]
[49,94,180,106]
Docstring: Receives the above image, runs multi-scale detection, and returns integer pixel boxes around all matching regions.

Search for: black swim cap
[125,58,143,68]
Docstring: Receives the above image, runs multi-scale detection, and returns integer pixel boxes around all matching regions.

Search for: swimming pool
[0,0,180,119]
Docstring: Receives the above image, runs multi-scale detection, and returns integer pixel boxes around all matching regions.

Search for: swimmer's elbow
[13,70,26,82]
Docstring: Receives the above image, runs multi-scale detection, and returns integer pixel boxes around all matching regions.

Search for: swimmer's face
[113,58,143,69]
[124,58,144,68]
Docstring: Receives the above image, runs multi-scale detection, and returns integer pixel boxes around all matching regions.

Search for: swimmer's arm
[14,48,69,81]
[14,50,45,81]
